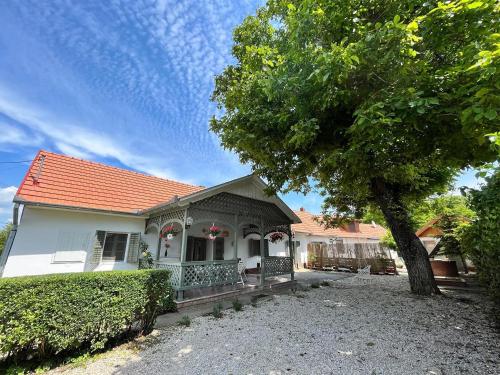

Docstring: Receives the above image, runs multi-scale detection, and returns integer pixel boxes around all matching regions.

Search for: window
[248,239,269,257]
[102,233,128,261]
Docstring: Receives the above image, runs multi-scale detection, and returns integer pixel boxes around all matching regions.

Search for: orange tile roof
[291,209,387,239]
[15,150,205,214]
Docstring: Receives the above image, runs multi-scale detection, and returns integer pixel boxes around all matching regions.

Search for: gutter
[0,203,19,277]
[13,198,149,218]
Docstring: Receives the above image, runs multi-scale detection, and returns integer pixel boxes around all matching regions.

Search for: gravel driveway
[52,275,499,375]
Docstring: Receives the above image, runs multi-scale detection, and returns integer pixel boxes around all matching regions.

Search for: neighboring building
[0,151,300,299]
[416,218,472,272]
[290,208,389,270]
[415,218,442,254]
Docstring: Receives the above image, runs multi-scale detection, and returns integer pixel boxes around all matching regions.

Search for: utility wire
[0,160,32,164]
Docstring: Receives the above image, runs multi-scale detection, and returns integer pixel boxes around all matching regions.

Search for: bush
[232,299,243,312]
[212,303,223,319]
[461,168,500,319]
[0,269,172,361]
[177,316,191,327]
[310,282,320,288]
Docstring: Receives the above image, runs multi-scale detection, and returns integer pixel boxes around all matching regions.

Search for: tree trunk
[371,179,440,295]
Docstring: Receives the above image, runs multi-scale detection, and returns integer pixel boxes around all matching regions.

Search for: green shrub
[177,315,191,327]
[0,269,171,361]
[232,299,243,312]
[310,282,320,288]
[461,168,500,320]
[212,303,223,319]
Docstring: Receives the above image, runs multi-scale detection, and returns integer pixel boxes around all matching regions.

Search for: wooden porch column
[178,208,189,301]
[260,217,265,288]
[234,214,239,260]
[180,209,189,262]
[289,224,295,281]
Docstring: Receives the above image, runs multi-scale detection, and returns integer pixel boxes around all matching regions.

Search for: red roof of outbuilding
[15,151,205,214]
[291,209,387,239]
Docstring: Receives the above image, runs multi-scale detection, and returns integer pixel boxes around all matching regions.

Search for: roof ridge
[38,149,204,189]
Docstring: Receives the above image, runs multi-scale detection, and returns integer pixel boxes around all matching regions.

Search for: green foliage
[177,315,191,327]
[0,269,172,361]
[461,168,500,315]
[232,299,243,311]
[212,303,224,319]
[380,232,397,250]
[211,0,498,219]
[363,195,475,230]
[0,223,12,256]
[410,195,475,230]
[433,215,470,257]
[138,246,154,270]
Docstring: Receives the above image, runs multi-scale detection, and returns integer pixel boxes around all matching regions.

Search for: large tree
[211,0,499,295]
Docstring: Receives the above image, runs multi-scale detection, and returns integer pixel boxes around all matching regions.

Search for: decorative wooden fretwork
[190,192,291,229]
[154,262,182,288]
[153,260,239,291]
[146,209,186,231]
[264,256,292,277]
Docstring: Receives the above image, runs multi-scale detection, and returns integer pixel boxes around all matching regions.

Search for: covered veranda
[143,190,299,300]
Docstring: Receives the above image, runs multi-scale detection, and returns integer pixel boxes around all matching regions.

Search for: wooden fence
[306,242,397,274]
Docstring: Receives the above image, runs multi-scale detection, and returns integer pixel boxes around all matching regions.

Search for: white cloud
[0,186,16,203]
[0,122,44,147]
[0,87,182,181]
[0,186,16,224]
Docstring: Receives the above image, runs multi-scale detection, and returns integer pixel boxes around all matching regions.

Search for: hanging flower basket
[270,232,284,243]
[161,225,177,240]
[208,224,221,240]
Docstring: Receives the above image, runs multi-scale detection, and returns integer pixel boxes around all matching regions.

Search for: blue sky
[0,0,481,225]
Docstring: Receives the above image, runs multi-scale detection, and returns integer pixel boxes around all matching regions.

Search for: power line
[0,160,32,164]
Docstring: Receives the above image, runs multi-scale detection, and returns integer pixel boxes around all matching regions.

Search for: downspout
[0,203,20,277]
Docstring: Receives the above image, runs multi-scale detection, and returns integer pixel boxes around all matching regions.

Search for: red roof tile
[15,151,205,213]
[291,209,387,239]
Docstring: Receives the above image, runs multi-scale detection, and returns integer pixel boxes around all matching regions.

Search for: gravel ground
[52,275,499,375]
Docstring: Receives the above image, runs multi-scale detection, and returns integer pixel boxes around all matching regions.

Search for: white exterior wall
[3,207,145,277]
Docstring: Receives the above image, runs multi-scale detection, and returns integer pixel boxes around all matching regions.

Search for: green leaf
[407,21,418,31]
[484,109,497,120]
[393,15,400,24]
[467,2,483,9]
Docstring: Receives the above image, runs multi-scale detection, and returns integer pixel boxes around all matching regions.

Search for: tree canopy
[212,0,499,294]
[212,0,498,216]
[0,223,12,256]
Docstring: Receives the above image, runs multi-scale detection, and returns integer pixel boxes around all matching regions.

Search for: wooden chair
[356,265,372,283]
[237,261,248,285]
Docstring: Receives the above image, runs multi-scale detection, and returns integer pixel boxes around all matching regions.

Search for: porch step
[176,280,297,309]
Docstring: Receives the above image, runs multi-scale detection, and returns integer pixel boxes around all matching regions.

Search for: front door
[214,237,224,260]
[186,236,207,261]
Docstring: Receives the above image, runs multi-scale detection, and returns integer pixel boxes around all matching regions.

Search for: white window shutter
[127,233,141,263]
[90,231,106,264]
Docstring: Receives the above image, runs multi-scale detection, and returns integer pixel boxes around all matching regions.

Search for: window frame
[101,232,130,263]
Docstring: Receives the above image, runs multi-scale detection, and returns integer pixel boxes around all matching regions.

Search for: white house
[289,208,390,271]
[0,151,300,299]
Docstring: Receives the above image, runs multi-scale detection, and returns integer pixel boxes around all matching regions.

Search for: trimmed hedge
[0,269,174,361]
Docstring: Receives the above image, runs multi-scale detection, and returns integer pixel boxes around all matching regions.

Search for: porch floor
[177,274,293,307]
